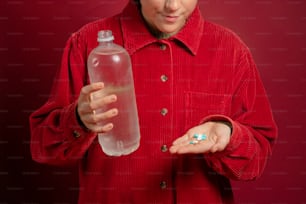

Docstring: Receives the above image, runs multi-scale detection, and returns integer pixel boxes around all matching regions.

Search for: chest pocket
[184,92,232,129]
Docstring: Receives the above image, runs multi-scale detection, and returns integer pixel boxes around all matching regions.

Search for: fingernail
[107,123,114,130]
[111,95,117,101]
[113,109,118,115]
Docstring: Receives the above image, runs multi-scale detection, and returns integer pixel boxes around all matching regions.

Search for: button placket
[156,40,172,163]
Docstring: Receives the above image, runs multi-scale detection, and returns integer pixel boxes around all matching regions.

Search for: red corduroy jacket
[30,2,277,204]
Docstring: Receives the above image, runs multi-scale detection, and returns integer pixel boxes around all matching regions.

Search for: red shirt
[30,2,277,204]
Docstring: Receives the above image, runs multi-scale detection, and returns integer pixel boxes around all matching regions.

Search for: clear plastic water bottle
[87,30,140,156]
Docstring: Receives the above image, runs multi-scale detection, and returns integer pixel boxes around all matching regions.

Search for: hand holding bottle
[77,82,119,133]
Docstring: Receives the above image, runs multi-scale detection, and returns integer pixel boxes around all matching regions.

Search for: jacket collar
[120,2,204,56]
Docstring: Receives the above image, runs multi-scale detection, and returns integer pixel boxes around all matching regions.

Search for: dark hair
[133,0,141,9]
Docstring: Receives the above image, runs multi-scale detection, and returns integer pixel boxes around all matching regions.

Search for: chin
[159,27,179,35]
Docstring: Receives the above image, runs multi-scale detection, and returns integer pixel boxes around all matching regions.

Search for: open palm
[169,121,232,154]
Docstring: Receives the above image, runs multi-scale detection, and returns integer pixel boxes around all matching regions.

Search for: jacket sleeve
[29,32,97,166]
[203,50,278,181]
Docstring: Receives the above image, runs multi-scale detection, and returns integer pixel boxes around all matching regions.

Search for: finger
[90,94,117,110]
[83,108,118,133]
[79,82,104,102]
[171,142,212,154]
[93,108,119,123]
[79,94,117,116]
[82,108,118,126]
[87,123,114,133]
[99,123,114,133]
[170,132,202,153]
[172,134,189,146]
[170,134,214,154]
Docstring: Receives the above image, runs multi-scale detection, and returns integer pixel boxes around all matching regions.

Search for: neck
[145,23,174,39]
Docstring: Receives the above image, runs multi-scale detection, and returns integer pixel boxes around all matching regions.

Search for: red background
[1,0,306,203]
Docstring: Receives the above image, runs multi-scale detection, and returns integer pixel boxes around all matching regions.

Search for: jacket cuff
[62,102,96,142]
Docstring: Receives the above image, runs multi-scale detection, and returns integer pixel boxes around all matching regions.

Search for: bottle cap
[97,30,114,42]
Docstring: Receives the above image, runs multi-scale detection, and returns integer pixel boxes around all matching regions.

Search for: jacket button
[73,130,81,138]
[160,75,168,82]
[160,181,167,189]
[160,44,167,50]
[161,145,168,152]
[160,108,168,116]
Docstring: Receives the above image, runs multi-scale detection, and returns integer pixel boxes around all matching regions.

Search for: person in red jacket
[30,0,278,203]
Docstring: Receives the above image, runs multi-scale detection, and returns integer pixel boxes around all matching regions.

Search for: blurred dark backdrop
[1,0,306,203]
